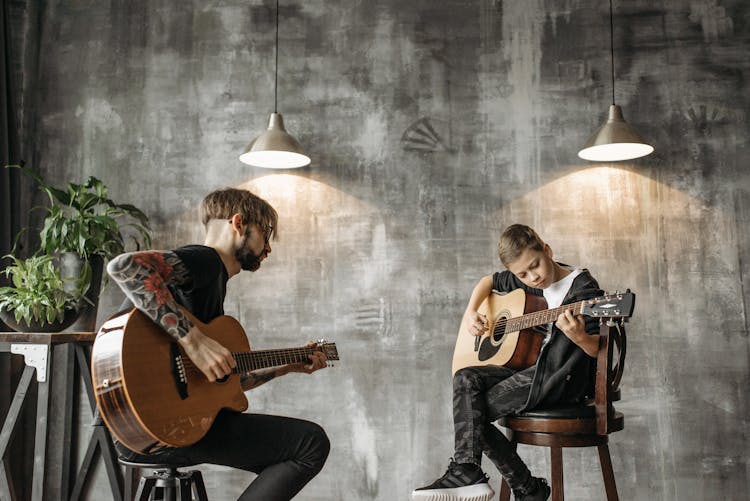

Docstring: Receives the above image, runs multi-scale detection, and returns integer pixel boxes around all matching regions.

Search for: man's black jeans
[118,410,330,501]
[453,365,536,490]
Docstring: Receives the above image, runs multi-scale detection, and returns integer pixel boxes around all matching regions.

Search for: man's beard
[235,234,264,271]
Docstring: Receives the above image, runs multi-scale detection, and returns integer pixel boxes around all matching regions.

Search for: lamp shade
[578,105,654,161]
[239,113,311,169]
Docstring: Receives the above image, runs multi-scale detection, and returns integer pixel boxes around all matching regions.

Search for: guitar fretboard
[495,300,585,335]
[231,347,328,373]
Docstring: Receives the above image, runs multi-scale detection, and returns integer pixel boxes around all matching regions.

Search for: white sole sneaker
[411,483,495,501]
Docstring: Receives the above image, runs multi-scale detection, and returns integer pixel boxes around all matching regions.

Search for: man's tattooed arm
[106,251,195,340]
[240,367,288,391]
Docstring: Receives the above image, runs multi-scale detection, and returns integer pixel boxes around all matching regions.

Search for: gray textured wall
[8,0,750,499]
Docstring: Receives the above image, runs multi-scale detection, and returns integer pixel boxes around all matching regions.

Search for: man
[106,187,330,501]
[413,224,603,501]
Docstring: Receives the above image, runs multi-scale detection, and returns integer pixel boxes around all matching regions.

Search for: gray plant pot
[58,252,105,332]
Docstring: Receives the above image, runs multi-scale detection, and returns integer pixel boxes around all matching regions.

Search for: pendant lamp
[578,0,653,162]
[239,0,310,169]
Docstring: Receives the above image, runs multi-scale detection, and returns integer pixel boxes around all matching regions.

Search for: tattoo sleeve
[106,251,195,340]
[240,367,285,391]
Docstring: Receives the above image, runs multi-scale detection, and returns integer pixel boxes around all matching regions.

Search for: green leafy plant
[0,254,90,326]
[8,164,151,260]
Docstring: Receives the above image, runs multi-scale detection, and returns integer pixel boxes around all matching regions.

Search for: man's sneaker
[512,477,550,501]
[412,459,495,501]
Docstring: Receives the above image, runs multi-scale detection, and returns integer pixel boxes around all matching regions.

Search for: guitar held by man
[92,306,339,453]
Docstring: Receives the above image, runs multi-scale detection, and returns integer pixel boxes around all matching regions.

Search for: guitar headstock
[581,290,635,319]
[316,339,340,364]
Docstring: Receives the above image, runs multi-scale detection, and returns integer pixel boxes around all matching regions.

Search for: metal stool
[119,459,208,501]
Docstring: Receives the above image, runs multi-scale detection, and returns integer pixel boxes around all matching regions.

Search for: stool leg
[124,466,137,501]
[178,477,192,501]
[134,477,155,501]
[597,444,619,501]
[163,482,176,501]
[550,447,564,501]
[191,471,209,501]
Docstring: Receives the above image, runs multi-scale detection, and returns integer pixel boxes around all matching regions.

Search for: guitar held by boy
[452,288,634,374]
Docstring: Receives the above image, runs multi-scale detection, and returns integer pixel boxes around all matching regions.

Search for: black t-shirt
[117,245,229,321]
[169,245,229,322]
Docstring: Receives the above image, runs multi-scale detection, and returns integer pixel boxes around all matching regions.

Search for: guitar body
[92,309,249,454]
[452,288,548,375]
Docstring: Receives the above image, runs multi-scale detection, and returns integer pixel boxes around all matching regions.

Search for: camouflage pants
[452,365,536,490]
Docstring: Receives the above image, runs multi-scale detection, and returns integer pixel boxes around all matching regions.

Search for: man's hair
[200,188,278,240]
[497,224,545,267]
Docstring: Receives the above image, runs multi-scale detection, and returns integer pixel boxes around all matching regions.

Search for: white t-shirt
[543,267,582,309]
[541,267,582,344]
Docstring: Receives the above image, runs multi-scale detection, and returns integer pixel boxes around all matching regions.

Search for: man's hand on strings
[180,328,237,382]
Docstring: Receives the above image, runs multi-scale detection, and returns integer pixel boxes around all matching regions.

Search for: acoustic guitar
[91,307,339,454]
[451,289,634,375]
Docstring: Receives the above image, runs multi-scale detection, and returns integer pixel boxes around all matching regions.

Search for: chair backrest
[594,320,627,435]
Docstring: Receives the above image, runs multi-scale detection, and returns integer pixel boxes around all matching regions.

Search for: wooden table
[0,332,123,501]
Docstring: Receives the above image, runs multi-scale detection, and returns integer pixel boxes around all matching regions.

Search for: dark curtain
[1,0,21,272]
[2,0,36,498]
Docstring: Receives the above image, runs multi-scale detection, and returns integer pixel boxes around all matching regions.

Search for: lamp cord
[609,0,615,105]
[274,0,279,113]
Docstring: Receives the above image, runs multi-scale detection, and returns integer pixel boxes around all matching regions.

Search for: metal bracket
[10,344,49,382]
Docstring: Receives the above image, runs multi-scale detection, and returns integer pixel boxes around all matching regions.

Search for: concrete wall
[9,0,750,499]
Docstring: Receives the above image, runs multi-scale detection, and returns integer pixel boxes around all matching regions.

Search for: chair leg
[499,478,511,501]
[597,444,619,501]
[550,447,564,501]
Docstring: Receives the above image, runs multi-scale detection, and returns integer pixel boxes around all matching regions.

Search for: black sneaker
[512,477,550,501]
[412,459,495,501]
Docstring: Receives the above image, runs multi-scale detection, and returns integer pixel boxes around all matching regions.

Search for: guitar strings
[489,300,584,337]
[179,347,321,374]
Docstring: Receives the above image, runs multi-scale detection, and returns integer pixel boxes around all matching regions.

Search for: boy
[413,224,603,501]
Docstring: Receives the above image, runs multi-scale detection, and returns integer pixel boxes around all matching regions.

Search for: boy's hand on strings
[463,310,489,337]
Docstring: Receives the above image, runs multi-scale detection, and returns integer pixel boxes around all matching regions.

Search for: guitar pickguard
[477,316,508,361]
[477,337,499,361]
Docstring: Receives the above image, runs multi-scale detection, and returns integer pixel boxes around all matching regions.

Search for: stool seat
[119,458,199,469]
[512,403,596,420]
[119,457,208,501]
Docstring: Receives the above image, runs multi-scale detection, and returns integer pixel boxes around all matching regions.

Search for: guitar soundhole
[216,375,229,383]
[491,320,507,343]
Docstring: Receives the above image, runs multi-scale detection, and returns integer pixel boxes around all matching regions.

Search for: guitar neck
[232,347,318,373]
[505,300,585,332]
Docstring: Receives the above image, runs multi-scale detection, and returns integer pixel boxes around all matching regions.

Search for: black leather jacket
[492,266,603,410]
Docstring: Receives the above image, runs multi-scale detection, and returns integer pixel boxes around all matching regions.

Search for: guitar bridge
[170,343,188,400]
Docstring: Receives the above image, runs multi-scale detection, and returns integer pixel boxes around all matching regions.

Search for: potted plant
[0,254,91,332]
[5,164,152,331]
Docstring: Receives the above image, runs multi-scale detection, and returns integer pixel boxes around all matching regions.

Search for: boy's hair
[200,188,278,241]
[497,224,545,266]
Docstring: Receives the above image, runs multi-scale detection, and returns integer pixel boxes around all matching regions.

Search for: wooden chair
[497,320,627,501]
